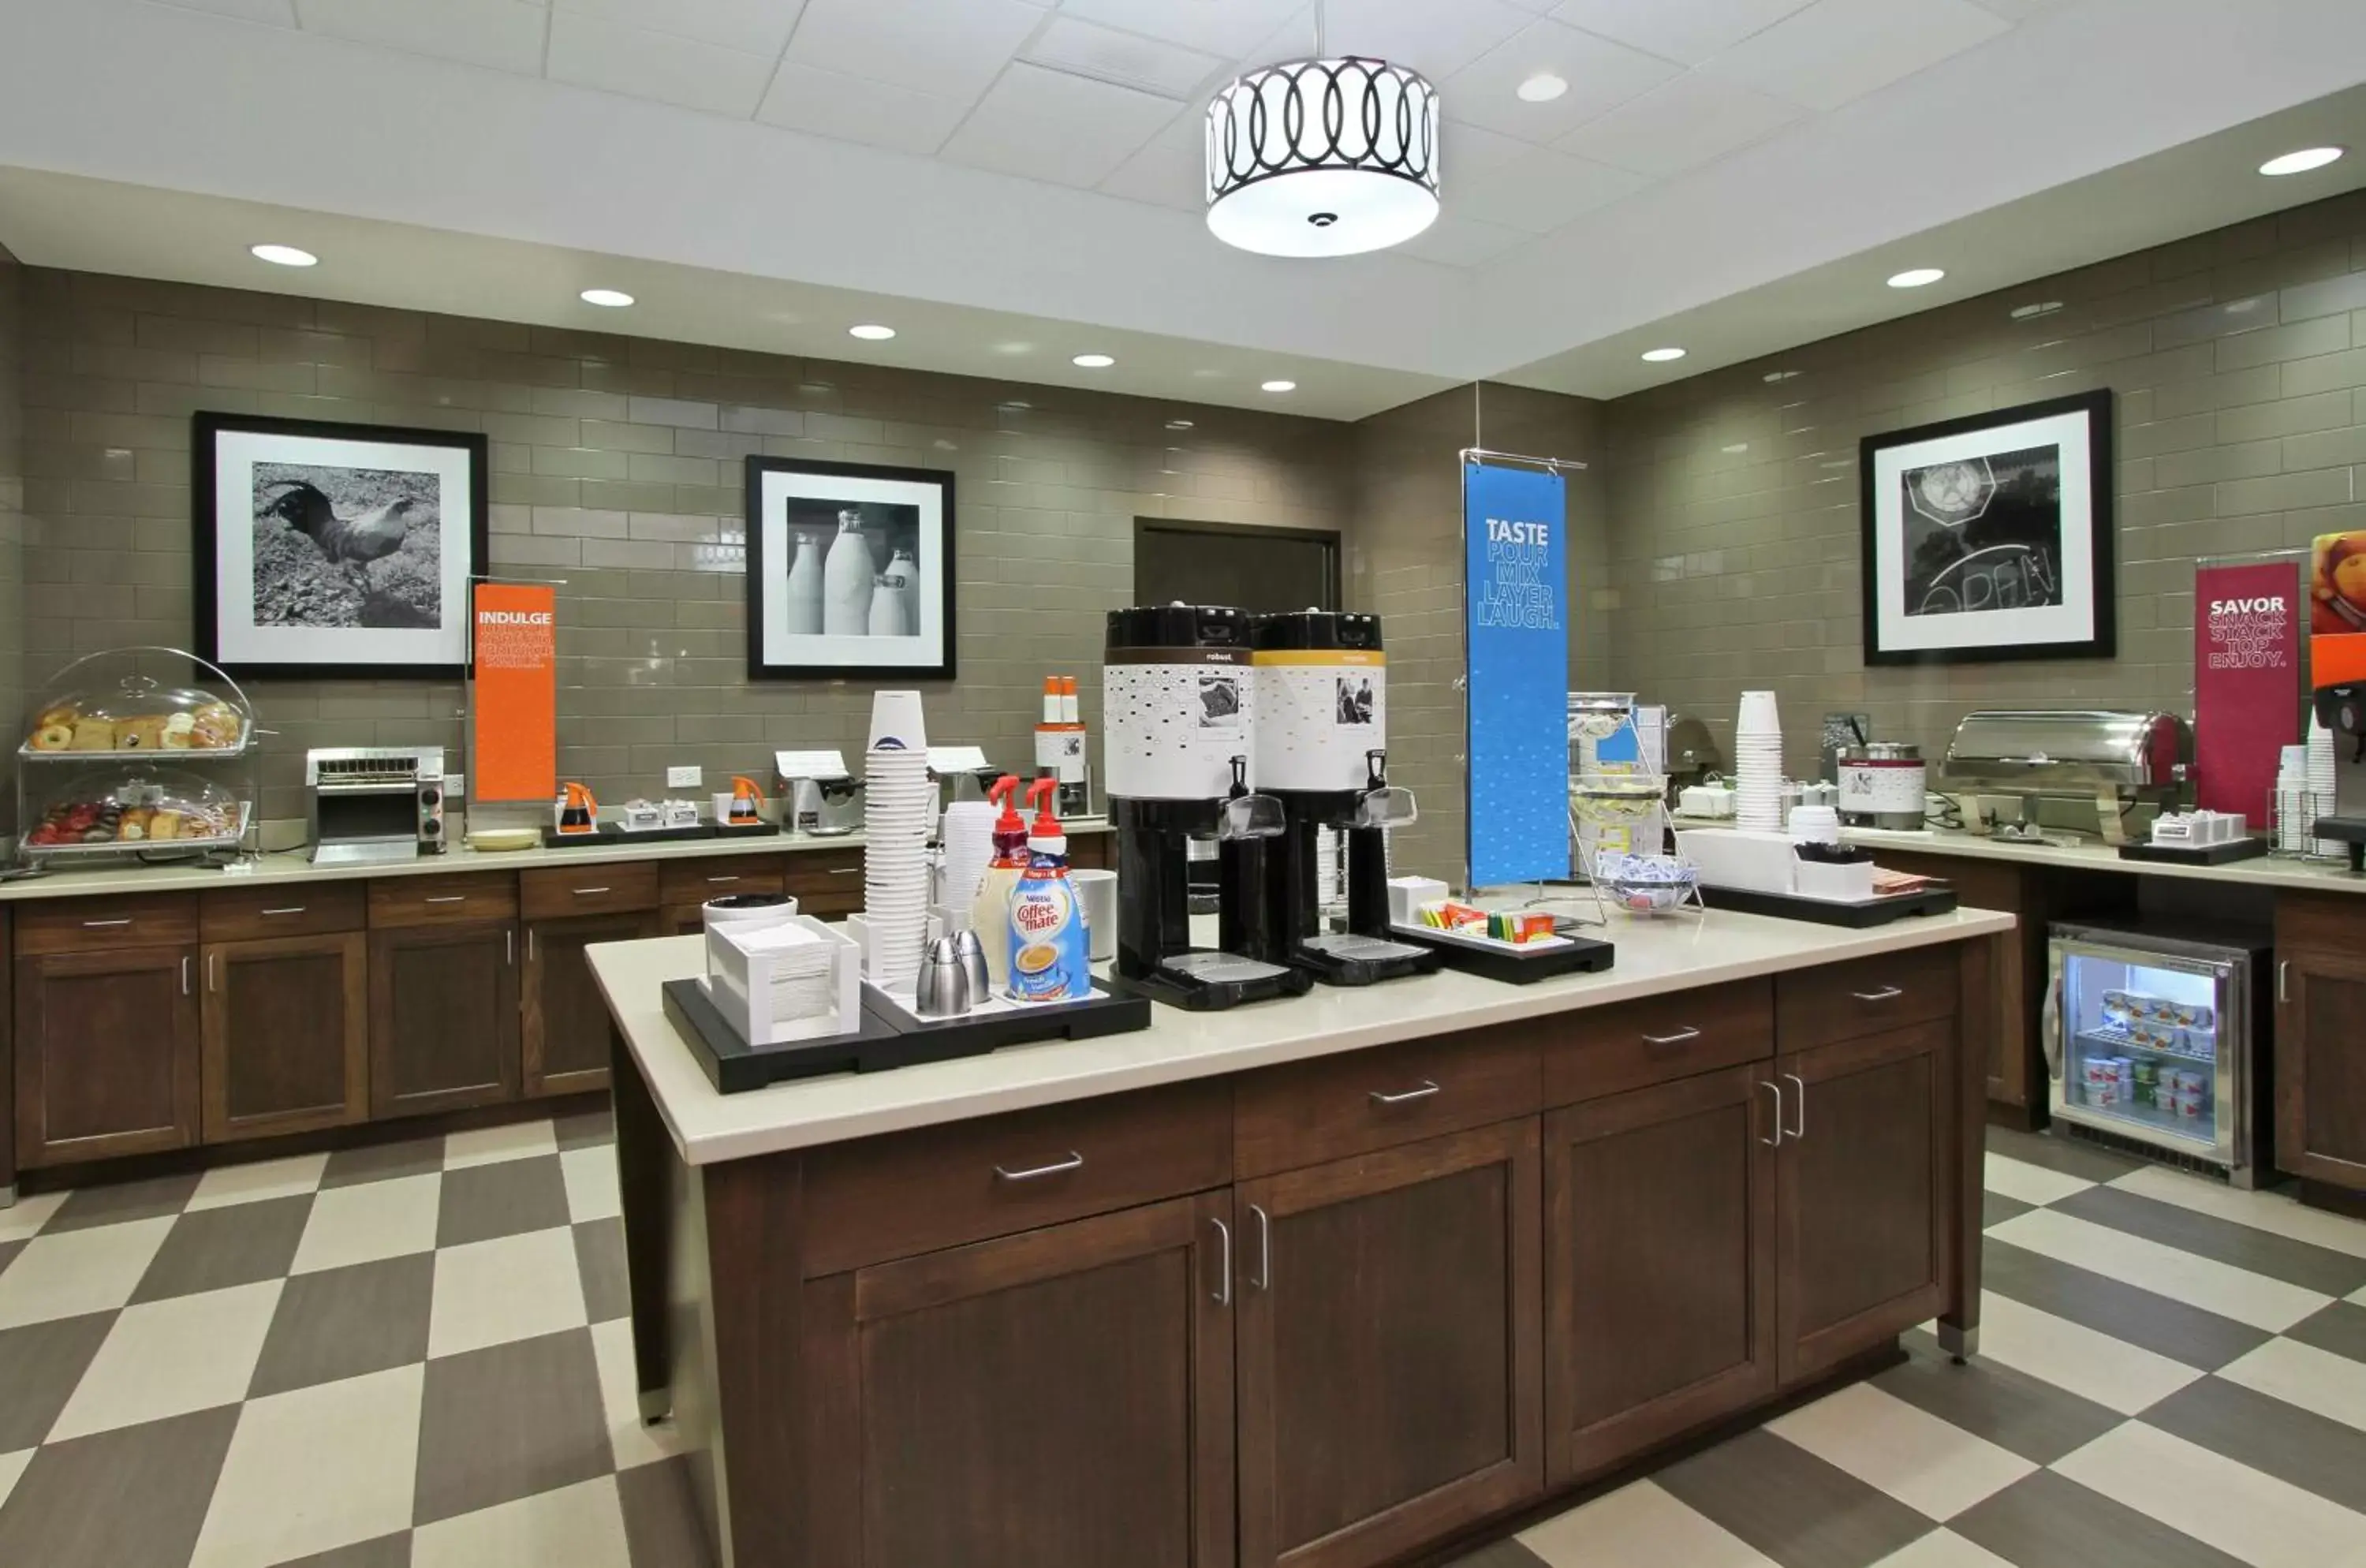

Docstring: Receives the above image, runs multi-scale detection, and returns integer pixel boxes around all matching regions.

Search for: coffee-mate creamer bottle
[1005,780,1092,1003]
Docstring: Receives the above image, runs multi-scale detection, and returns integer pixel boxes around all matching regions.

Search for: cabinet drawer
[201,880,367,941]
[1543,979,1773,1107]
[658,855,786,908]
[368,872,520,928]
[1233,1025,1542,1178]
[521,861,660,920]
[802,1078,1233,1276]
[782,849,865,895]
[17,894,200,954]
[1777,946,1958,1051]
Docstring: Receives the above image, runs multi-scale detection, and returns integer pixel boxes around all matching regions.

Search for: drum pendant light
[1204,0,1441,259]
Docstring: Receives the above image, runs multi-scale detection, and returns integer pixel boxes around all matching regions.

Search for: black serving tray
[1390,924,1616,984]
[661,974,1153,1094]
[542,821,783,849]
[1698,883,1957,927]
[2118,838,2270,866]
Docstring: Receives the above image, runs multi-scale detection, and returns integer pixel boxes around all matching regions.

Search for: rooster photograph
[251,461,445,629]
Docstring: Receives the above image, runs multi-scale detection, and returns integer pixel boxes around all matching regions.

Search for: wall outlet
[667,765,703,790]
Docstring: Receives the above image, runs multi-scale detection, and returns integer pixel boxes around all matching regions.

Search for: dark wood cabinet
[524,911,656,1097]
[2275,924,2366,1194]
[368,919,520,1118]
[1234,1120,1542,1568]
[800,1192,1236,1568]
[1777,1020,1952,1382]
[14,944,202,1167]
[201,931,369,1142]
[1546,1065,1778,1484]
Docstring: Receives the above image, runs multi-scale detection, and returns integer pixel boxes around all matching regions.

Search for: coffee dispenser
[1248,610,1439,987]
[1103,605,1309,1010]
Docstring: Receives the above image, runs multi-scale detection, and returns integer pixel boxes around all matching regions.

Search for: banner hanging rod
[1461,446,1588,472]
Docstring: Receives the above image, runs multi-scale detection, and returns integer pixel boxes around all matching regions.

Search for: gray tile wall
[14,268,1352,842]
[1601,189,2366,778]
[1351,383,1606,881]
[0,243,24,838]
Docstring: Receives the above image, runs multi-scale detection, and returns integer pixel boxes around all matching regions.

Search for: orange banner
[472,584,557,803]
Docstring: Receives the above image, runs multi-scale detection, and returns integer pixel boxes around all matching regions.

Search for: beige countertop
[1838,825,2364,895]
[587,904,2017,1167]
[0,818,1114,903]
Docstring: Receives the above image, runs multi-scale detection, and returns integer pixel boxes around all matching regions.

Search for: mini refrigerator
[2044,922,2275,1186]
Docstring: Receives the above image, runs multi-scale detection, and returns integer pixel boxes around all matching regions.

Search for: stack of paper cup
[1733,691,1785,833]
[2309,717,2338,857]
[864,691,934,989]
[938,801,998,917]
[2277,744,2312,853]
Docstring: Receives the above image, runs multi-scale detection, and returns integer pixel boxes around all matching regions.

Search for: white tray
[1391,920,1578,955]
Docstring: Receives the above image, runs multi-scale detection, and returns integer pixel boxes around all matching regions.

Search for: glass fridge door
[2050,939,2236,1162]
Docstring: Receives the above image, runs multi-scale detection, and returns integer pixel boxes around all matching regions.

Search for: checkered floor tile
[2,1117,2364,1566]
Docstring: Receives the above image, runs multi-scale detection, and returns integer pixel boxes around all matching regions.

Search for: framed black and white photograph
[745,456,955,681]
[1860,389,2114,666]
[194,413,487,680]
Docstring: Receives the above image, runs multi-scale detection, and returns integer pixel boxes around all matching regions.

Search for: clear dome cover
[23,651,252,757]
[23,767,245,850]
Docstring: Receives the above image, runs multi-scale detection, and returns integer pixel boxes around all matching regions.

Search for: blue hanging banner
[1464,460,1569,889]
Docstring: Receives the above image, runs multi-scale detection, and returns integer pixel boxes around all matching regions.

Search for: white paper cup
[1737,690,1781,734]
[868,691,928,752]
[1072,868,1118,963]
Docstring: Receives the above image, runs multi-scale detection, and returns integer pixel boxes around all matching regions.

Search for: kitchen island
[589,905,2013,1568]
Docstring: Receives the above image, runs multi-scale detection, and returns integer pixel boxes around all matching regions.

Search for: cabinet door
[523,912,655,1098]
[1237,1121,1541,1568]
[1545,1065,1777,1484]
[14,946,201,1167]
[368,920,520,1119]
[803,1193,1235,1568]
[1778,1020,1951,1383]
[2278,947,2366,1191]
[201,931,369,1142]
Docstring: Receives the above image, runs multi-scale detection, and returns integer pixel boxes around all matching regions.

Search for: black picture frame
[744,456,957,682]
[192,412,490,681]
[1858,388,2115,667]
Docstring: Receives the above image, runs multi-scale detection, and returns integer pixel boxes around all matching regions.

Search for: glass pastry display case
[14,647,259,868]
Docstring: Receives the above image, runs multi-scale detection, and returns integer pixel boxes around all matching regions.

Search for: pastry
[28,722,73,752]
[69,719,116,752]
[191,704,240,749]
[147,809,183,842]
[118,807,153,842]
[34,704,77,730]
[116,716,166,751]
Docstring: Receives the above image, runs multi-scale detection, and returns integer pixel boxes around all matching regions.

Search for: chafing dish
[1941,711,2189,843]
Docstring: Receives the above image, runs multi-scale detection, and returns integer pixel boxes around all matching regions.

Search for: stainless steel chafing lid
[1941,710,2189,793]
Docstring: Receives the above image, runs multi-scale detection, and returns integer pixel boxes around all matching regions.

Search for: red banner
[2195,563,2299,822]
[472,584,557,803]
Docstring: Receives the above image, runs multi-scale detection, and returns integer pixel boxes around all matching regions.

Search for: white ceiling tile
[1548,0,1812,66]
[151,0,300,24]
[1397,213,1533,266]
[1697,0,2012,112]
[1051,0,1305,60]
[294,0,547,73]
[1313,0,1539,80]
[547,12,778,114]
[785,0,1045,102]
[1443,121,1536,182]
[1453,144,1647,233]
[1097,138,1206,212]
[940,62,1177,188]
[1963,0,2069,17]
[1443,18,1682,141]
[554,0,804,58]
[756,62,972,154]
[1024,15,1226,99]
[1555,70,1802,176]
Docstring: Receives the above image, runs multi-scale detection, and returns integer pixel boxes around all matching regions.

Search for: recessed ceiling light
[1261,379,1297,393]
[2260,146,2343,177]
[1517,73,1568,103]
[1072,353,1115,368]
[579,289,634,308]
[2010,301,2064,321]
[1887,267,1946,289]
[1166,419,1195,431]
[249,244,317,267]
[849,323,897,341]
[1640,347,1687,363]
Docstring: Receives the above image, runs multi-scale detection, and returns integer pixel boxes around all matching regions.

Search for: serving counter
[588,907,2012,1568]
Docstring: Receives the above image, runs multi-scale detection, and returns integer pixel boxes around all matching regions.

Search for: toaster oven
[307,746,446,864]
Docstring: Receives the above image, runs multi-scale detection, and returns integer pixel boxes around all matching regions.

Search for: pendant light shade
[1205,56,1441,259]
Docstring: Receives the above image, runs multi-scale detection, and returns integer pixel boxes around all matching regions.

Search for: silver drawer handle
[261,906,306,917]
[1760,1081,1782,1147]
[1369,1080,1441,1107]
[424,895,468,905]
[706,875,739,884]
[992,1151,1084,1182]
[1248,1204,1271,1291]
[82,917,134,928]
[1209,1216,1232,1306]
[573,887,610,896]
[1642,1027,1702,1047]
[1783,1073,1806,1140]
[1852,986,1905,1002]
[828,865,860,875]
